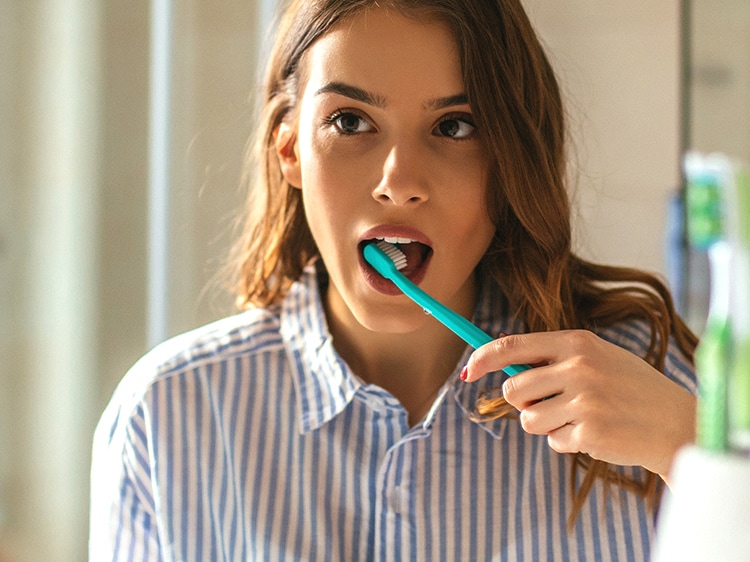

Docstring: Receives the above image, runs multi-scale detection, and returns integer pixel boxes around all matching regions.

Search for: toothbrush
[363,240,531,376]
[730,164,750,453]
[684,152,731,452]
[687,153,750,454]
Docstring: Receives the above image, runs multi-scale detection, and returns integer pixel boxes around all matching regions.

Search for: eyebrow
[424,93,469,111]
[314,82,386,107]
[314,81,468,111]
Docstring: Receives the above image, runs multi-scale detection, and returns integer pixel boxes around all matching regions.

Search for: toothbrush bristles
[375,240,408,271]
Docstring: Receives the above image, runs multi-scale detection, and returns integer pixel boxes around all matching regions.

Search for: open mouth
[359,236,433,279]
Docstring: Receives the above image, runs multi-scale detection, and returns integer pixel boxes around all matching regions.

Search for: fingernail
[498,332,508,338]
[460,366,469,381]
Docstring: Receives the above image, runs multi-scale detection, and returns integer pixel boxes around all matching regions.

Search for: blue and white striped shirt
[90,265,696,561]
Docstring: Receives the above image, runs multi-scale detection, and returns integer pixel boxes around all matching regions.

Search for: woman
[91,1,697,560]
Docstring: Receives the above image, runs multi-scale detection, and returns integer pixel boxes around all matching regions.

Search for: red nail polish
[460,366,469,381]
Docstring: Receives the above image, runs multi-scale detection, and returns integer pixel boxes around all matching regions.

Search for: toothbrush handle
[388,271,531,376]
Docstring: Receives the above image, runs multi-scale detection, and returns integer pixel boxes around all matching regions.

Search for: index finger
[462,331,565,383]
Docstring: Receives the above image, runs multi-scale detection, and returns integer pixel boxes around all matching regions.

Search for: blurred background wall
[1,1,746,560]
[1,1,268,560]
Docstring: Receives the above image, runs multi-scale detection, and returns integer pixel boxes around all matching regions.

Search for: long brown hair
[230,0,697,526]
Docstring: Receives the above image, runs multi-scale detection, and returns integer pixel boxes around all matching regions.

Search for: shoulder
[95,306,285,446]
[145,306,283,378]
[133,306,281,389]
[595,318,654,355]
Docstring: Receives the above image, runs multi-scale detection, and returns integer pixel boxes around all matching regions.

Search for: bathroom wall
[525,1,682,277]
[689,0,750,160]
[1,2,264,560]
[685,0,750,329]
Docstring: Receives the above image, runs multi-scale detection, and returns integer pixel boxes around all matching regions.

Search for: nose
[372,142,430,206]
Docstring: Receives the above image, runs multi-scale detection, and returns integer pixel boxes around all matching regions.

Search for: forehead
[300,8,464,101]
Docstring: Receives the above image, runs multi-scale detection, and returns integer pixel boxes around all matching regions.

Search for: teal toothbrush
[363,240,530,376]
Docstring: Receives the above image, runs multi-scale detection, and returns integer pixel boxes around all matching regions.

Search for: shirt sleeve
[90,398,162,561]
[663,334,698,395]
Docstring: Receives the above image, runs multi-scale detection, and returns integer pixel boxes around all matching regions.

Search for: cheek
[299,127,358,189]
[298,159,360,250]
[446,171,491,226]
[451,182,495,253]
[299,147,375,218]
[300,163,354,218]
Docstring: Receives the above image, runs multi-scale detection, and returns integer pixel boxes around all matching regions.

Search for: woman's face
[277,8,495,334]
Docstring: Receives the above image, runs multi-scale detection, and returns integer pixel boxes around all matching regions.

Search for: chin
[353,302,430,335]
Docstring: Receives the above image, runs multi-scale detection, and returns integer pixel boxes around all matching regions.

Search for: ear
[274,121,302,189]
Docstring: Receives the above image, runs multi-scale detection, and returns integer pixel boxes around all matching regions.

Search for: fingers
[460,328,697,472]
[525,402,609,459]
[506,376,594,459]
[462,333,532,383]
[516,392,571,435]
[501,365,563,409]
[546,423,584,455]
[464,330,596,382]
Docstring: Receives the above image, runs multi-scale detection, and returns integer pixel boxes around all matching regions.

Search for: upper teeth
[376,236,416,244]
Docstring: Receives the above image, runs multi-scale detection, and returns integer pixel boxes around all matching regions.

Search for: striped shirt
[90,264,696,561]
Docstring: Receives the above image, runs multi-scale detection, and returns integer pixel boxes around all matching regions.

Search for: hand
[462,330,696,477]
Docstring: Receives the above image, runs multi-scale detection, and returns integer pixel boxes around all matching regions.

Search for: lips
[358,226,433,292]
[371,238,431,275]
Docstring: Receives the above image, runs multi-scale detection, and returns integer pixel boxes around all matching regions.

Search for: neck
[325,289,474,425]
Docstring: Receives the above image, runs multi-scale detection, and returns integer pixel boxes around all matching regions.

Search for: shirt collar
[445,275,523,440]
[280,264,361,433]
[280,263,524,437]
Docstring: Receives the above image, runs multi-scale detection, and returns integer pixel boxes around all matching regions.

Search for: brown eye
[434,117,476,139]
[330,112,373,134]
